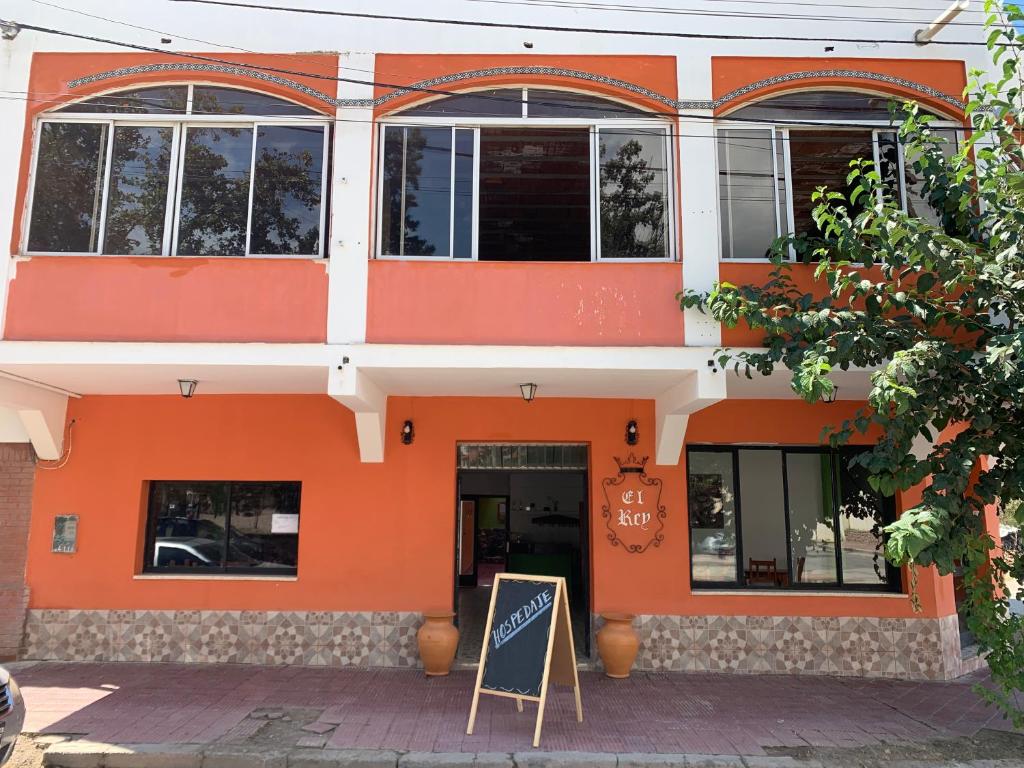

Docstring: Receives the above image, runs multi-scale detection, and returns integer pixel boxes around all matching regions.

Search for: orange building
[0,3,995,678]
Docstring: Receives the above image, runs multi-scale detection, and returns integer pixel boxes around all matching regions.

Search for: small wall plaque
[52,515,78,553]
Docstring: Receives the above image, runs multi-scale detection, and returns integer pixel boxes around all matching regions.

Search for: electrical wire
[167,0,995,45]
[0,22,980,132]
[454,0,990,27]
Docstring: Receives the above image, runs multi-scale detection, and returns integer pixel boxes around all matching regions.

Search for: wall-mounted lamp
[519,382,538,402]
[401,420,415,445]
[824,386,839,404]
[626,419,639,446]
[177,379,198,399]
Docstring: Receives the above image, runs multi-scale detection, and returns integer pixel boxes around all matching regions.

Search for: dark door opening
[454,446,590,663]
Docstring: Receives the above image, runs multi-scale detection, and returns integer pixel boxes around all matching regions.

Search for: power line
[3,21,979,130]
[454,0,991,27]
[463,0,987,15]
[168,0,992,45]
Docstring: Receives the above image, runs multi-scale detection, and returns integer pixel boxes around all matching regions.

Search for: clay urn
[596,612,639,678]
[417,611,459,676]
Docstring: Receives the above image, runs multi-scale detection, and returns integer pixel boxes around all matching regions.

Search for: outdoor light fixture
[626,420,639,446]
[519,382,538,402]
[177,379,198,399]
[825,386,839,404]
[401,420,415,445]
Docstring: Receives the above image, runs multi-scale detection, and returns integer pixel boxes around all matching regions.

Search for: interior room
[455,463,589,662]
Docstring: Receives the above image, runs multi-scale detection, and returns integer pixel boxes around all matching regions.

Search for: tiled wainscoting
[598,613,984,681]
[22,610,423,667]
[23,609,983,681]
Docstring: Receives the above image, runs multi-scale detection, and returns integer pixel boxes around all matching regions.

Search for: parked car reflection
[153,537,278,568]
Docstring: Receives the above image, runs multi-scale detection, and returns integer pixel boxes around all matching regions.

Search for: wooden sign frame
[466,573,582,748]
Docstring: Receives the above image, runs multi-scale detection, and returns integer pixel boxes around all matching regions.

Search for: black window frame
[143,479,302,576]
[686,444,902,593]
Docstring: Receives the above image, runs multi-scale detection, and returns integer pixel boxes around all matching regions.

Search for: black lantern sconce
[824,386,839,404]
[519,382,538,402]
[401,420,415,445]
[626,419,639,445]
[177,379,198,399]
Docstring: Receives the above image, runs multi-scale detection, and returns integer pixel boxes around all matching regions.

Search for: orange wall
[5,257,328,342]
[26,394,950,618]
[366,261,684,346]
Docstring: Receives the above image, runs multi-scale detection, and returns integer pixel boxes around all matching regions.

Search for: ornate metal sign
[600,454,666,554]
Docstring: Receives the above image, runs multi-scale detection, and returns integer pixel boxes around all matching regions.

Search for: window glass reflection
[177,126,254,256]
[28,122,109,253]
[688,451,738,583]
[380,126,453,256]
[739,449,790,586]
[718,128,779,259]
[249,125,325,255]
[785,452,838,584]
[103,126,173,255]
[191,86,317,116]
[599,129,668,259]
[838,455,890,585]
[147,481,300,573]
[57,86,188,114]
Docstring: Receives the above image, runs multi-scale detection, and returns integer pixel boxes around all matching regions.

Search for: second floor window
[26,85,330,257]
[716,91,960,260]
[376,88,673,261]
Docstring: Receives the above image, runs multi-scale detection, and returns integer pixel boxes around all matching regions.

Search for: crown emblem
[613,453,649,472]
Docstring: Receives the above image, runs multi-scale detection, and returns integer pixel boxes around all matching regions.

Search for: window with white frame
[716,91,961,260]
[376,88,673,261]
[25,85,330,257]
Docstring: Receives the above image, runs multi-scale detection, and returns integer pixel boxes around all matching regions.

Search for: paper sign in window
[271,513,299,534]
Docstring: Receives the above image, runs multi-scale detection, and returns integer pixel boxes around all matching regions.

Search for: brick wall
[0,443,35,660]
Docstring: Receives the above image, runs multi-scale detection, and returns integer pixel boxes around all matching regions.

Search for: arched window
[27,85,328,257]
[377,87,673,261]
[715,91,960,260]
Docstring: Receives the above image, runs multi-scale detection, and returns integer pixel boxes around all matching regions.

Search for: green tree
[680,0,1024,723]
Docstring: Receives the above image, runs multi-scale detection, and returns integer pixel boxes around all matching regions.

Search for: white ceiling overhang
[0,342,874,464]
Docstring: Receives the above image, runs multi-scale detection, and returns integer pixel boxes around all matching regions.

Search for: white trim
[243,123,260,257]
[161,125,182,257]
[93,121,115,253]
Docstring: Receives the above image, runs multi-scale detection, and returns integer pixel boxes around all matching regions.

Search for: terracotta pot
[417,611,459,676]
[596,613,639,678]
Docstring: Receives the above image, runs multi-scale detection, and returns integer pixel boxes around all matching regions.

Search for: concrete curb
[37,743,1024,768]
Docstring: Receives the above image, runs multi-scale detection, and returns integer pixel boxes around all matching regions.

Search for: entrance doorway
[454,443,590,663]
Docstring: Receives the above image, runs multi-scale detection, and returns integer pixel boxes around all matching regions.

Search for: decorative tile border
[24,608,979,680]
[596,613,980,681]
[22,609,423,669]
[67,63,338,107]
[65,63,965,115]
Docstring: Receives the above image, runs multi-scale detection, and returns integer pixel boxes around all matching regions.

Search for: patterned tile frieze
[22,609,422,669]
[606,613,979,681]
[65,63,966,115]
[26,609,979,681]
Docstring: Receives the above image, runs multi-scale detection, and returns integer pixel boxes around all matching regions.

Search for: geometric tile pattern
[24,609,979,681]
[613,613,978,681]
[22,609,423,669]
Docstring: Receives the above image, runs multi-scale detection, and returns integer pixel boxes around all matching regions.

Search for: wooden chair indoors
[747,558,779,585]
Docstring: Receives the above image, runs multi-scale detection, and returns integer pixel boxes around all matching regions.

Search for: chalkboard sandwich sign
[466,573,582,748]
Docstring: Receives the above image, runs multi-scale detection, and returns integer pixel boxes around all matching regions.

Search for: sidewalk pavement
[8,662,1023,767]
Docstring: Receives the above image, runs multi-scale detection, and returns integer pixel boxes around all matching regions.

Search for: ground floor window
[687,446,900,591]
[144,480,301,575]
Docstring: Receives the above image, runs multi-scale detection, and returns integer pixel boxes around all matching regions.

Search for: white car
[0,666,25,766]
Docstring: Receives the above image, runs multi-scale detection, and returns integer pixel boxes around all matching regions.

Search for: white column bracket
[328,364,387,462]
[0,376,69,460]
[654,369,726,466]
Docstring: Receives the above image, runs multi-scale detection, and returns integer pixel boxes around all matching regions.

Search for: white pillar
[677,54,722,348]
[326,52,376,344]
[0,28,34,338]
